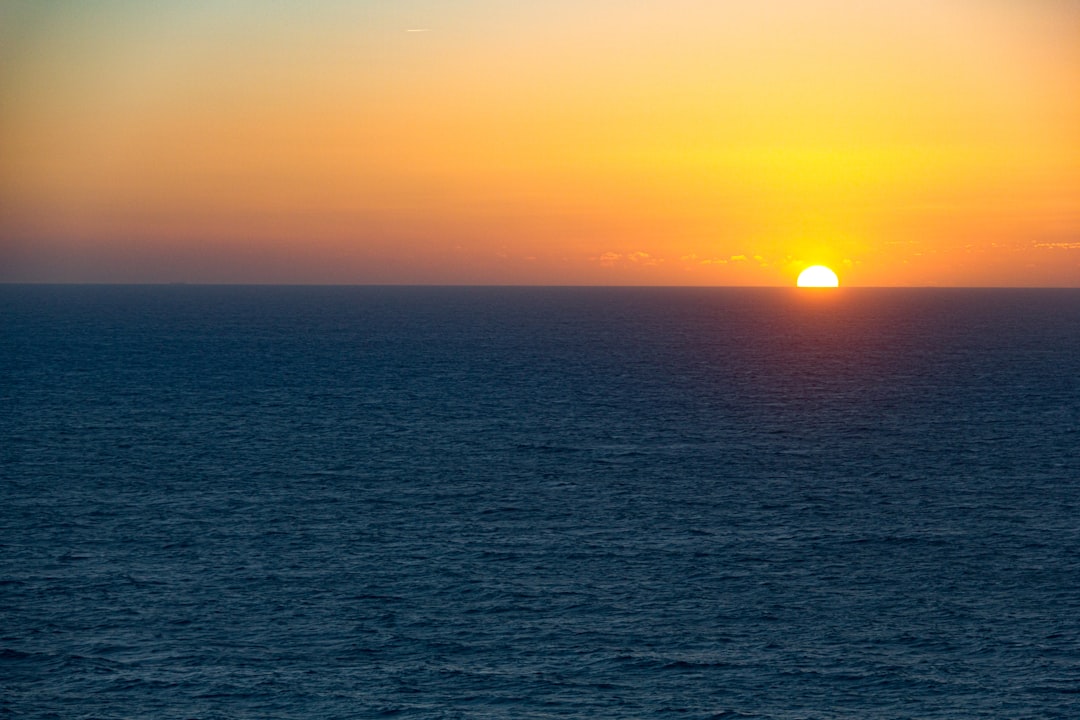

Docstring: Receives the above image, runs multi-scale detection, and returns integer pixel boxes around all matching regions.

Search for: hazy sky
[2,0,1078,285]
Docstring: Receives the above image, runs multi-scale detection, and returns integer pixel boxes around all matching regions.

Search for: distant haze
[2,0,1078,285]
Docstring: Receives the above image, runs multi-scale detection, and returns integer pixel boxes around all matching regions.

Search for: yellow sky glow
[2,0,1078,284]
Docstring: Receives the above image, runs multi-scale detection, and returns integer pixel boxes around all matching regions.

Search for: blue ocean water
[2,285,1079,719]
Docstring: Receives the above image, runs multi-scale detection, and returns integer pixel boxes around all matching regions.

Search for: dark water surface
[2,286,1079,718]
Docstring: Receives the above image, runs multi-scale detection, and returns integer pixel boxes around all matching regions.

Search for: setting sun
[797,266,840,288]
[0,1,1078,285]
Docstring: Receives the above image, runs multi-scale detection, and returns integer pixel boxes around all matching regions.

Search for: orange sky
[2,0,1079,285]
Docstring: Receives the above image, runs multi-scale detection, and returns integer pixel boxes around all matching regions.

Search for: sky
[1,0,1079,286]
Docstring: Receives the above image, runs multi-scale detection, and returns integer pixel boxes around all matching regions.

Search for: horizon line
[3,282,1079,290]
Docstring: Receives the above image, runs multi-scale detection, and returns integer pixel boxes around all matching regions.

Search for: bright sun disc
[797,265,839,288]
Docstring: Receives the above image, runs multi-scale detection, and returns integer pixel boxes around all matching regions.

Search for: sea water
[2,286,1078,718]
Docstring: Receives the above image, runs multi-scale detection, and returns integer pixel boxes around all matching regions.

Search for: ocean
[2,285,1078,718]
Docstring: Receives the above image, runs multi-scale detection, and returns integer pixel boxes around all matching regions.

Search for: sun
[797,265,839,288]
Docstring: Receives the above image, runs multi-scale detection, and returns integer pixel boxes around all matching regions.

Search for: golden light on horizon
[797,265,840,288]
[0,1,1078,285]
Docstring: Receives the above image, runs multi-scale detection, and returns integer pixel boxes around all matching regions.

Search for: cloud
[1034,242,1080,250]
[597,252,622,267]
[628,251,658,265]
[596,250,661,267]
[680,254,729,266]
